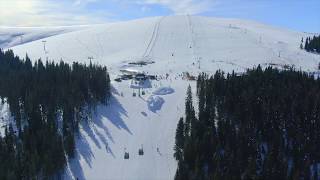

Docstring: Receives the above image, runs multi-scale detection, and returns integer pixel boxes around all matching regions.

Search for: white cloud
[135,0,215,14]
[0,0,216,26]
[0,0,108,27]
[73,0,99,7]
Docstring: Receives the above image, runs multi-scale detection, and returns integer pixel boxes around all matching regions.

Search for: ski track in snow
[142,16,166,59]
[2,15,320,180]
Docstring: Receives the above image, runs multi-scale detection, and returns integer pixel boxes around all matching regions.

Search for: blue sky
[0,0,319,32]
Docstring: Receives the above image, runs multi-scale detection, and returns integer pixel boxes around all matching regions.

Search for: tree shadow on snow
[91,111,115,144]
[65,154,85,180]
[92,125,116,158]
[80,106,117,158]
[65,135,93,180]
[95,96,132,135]
[110,85,120,96]
[76,133,95,168]
[81,121,102,149]
[67,94,131,178]
[105,144,116,158]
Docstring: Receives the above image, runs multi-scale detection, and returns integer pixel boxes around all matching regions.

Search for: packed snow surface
[3,15,320,179]
[147,95,165,112]
[153,87,175,95]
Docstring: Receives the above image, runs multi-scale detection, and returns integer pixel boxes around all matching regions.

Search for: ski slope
[4,15,320,180]
[63,79,192,180]
[9,15,320,75]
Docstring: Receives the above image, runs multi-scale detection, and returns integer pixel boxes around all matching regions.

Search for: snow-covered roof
[120,68,143,75]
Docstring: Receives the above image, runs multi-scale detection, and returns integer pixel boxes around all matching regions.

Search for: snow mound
[152,87,174,95]
[147,95,165,112]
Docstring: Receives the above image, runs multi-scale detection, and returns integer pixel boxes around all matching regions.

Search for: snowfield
[3,15,320,179]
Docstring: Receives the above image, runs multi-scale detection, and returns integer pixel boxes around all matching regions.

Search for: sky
[0,0,319,32]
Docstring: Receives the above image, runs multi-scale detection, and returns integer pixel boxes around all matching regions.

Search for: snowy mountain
[4,15,320,180]
[8,15,320,74]
[0,26,87,49]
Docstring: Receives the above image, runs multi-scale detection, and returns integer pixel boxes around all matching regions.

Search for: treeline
[0,49,110,179]
[301,35,320,53]
[174,66,320,179]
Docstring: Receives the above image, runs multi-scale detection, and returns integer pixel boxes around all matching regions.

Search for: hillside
[9,15,320,74]
[4,15,320,179]
[0,26,87,49]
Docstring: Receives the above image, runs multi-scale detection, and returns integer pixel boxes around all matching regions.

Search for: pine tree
[304,35,320,52]
[305,37,309,51]
[175,67,320,179]
[300,37,304,49]
[184,85,194,137]
[174,117,185,161]
[0,49,111,178]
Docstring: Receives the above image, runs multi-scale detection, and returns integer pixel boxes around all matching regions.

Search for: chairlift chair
[138,148,144,155]
[124,152,129,159]
[138,144,144,155]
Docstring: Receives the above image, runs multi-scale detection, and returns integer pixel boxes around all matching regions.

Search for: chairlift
[139,144,144,155]
[138,148,144,155]
[124,152,129,159]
